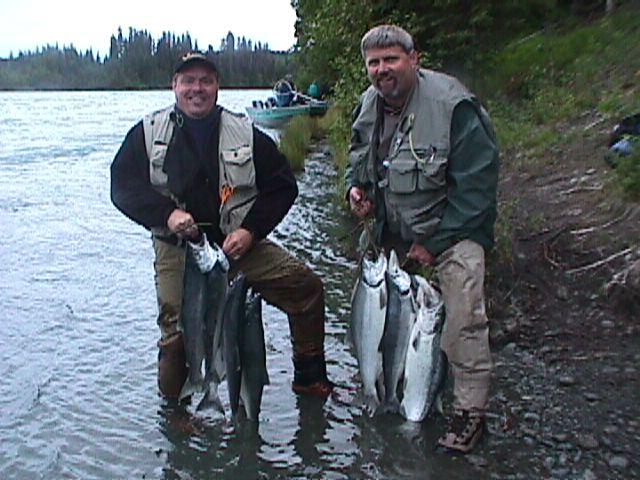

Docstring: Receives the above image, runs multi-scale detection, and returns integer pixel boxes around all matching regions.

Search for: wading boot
[437,410,486,454]
[157,333,188,401]
[292,354,333,399]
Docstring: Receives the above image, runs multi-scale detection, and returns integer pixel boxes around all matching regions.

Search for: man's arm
[239,127,298,240]
[110,122,177,230]
[422,100,500,257]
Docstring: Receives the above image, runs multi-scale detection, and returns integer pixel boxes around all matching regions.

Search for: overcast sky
[0,0,298,58]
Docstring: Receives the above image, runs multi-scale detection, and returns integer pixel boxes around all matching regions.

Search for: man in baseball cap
[111,47,333,404]
[174,51,218,74]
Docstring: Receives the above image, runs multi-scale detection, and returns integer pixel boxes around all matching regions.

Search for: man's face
[364,46,418,107]
[172,64,219,118]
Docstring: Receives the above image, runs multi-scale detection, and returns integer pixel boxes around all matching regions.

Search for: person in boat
[346,25,499,453]
[275,74,301,107]
[110,51,333,402]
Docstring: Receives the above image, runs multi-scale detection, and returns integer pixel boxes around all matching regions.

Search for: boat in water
[246,79,328,129]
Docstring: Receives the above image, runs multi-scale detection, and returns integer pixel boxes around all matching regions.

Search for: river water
[0,90,483,479]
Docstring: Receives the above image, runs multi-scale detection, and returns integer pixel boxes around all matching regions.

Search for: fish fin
[382,398,401,415]
[350,277,361,305]
[379,286,387,310]
[363,394,381,417]
[179,378,198,401]
[411,330,421,351]
[196,385,225,415]
[435,393,444,415]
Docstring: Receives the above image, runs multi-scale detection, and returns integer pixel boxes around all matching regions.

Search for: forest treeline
[0,28,292,90]
[291,0,625,110]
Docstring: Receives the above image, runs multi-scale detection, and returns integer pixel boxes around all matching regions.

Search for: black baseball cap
[174,51,218,74]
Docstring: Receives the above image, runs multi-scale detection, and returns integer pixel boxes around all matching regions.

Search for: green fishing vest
[143,105,256,238]
[350,69,488,244]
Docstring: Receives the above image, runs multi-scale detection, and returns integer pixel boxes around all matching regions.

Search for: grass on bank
[483,4,640,158]
[279,106,346,175]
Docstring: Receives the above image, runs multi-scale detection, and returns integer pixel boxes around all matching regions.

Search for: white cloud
[0,0,297,57]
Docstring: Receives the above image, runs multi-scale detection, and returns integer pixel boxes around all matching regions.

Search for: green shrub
[615,149,640,201]
[279,116,315,172]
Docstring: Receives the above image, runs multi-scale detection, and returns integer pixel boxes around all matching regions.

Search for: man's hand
[407,243,435,267]
[167,209,199,240]
[222,228,254,261]
[349,187,374,219]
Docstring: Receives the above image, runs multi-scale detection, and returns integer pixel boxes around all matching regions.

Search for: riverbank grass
[279,107,344,173]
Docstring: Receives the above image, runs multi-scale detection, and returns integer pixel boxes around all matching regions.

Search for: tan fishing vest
[350,69,486,244]
[143,105,256,238]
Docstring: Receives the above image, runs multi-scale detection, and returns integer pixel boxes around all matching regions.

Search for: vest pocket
[220,145,255,187]
[149,143,168,184]
[387,158,418,193]
[417,148,448,191]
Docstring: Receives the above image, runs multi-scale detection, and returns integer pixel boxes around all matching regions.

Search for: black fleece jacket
[110,106,298,246]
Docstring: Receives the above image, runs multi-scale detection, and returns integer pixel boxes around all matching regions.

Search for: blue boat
[246,79,328,129]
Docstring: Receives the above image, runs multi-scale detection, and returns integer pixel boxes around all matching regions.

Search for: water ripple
[0,90,486,480]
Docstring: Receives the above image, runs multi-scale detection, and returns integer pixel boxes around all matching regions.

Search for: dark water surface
[0,90,481,479]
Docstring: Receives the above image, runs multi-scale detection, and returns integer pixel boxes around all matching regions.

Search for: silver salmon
[239,289,270,421]
[196,245,229,413]
[382,250,416,413]
[350,249,387,416]
[399,275,447,422]
[223,272,248,418]
[179,236,229,403]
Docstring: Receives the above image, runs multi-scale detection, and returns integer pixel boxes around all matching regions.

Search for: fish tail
[178,378,197,401]
[381,397,401,414]
[196,385,225,415]
[363,393,381,417]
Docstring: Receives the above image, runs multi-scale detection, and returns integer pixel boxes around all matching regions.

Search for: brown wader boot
[437,410,486,454]
[288,299,333,399]
[291,353,333,398]
[157,332,188,400]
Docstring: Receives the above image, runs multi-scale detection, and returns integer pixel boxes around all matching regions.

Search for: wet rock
[603,425,619,435]
[544,328,562,338]
[543,456,555,469]
[551,468,570,478]
[601,366,620,375]
[552,433,569,443]
[583,392,600,402]
[558,375,576,387]
[609,455,630,469]
[556,286,570,301]
[605,259,640,316]
[558,452,569,466]
[557,441,574,451]
[576,433,599,450]
[541,437,556,448]
[465,454,488,468]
